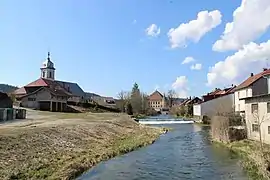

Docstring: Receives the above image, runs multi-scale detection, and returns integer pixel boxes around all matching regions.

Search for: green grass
[213,140,270,180]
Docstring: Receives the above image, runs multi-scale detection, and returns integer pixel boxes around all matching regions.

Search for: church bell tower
[40,52,55,80]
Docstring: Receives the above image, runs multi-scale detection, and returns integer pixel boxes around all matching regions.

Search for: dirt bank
[0,110,161,180]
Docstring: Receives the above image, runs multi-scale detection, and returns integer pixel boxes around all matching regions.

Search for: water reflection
[78,124,247,180]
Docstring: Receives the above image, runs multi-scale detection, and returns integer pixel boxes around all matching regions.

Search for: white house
[234,69,270,117]
[243,94,270,144]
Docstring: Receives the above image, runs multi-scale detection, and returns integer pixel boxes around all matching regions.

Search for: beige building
[148,90,167,111]
[234,69,270,117]
[14,52,85,111]
[244,94,270,144]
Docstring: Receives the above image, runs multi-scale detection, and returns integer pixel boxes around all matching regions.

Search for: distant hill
[0,84,18,93]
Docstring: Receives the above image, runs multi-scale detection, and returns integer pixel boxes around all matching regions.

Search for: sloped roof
[13,87,27,95]
[148,90,164,101]
[56,80,85,97]
[25,78,50,87]
[20,86,71,99]
[235,69,270,91]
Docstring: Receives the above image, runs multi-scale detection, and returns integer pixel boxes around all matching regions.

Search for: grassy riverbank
[215,140,270,180]
[0,110,162,180]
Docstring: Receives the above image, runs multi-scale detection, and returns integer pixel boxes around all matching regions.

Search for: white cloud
[145,24,161,37]
[213,0,270,52]
[190,63,202,70]
[182,57,195,64]
[172,76,189,98]
[207,40,270,86]
[167,10,222,48]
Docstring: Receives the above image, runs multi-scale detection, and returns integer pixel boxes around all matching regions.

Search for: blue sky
[1,0,270,98]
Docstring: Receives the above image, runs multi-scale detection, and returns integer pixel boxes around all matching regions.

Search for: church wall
[21,89,51,109]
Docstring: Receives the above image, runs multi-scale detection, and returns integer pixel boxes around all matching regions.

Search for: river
[78,123,248,180]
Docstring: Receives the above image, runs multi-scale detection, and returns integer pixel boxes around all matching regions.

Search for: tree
[126,102,133,115]
[130,82,142,114]
[167,89,177,108]
[252,107,269,154]
[141,92,149,114]
[117,91,129,112]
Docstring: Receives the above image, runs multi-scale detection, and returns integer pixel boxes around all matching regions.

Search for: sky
[1,0,270,98]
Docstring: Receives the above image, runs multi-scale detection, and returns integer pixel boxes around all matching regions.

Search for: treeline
[117,83,157,117]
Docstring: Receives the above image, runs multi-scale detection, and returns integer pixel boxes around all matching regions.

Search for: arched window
[49,72,52,78]
[42,71,45,78]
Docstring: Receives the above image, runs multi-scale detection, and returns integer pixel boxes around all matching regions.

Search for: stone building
[148,90,168,111]
[14,52,86,111]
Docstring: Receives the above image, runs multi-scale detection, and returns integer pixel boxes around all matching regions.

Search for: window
[252,124,259,132]
[246,89,248,97]
[268,126,270,134]
[42,71,45,78]
[251,104,258,113]
[49,72,52,78]
[28,97,36,101]
[238,104,240,111]
[268,102,270,113]
[238,91,240,98]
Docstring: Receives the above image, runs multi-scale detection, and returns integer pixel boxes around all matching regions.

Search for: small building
[234,68,270,117]
[0,92,13,108]
[242,94,270,144]
[148,90,167,111]
[182,97,202,106]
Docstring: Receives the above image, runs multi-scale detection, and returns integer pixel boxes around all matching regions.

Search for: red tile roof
[235,69,270,91]
[13,87,27,95]
[25,78,50,87]
[148,90,164,101]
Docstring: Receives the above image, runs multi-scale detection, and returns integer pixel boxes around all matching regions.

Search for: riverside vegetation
[0,110,162,180]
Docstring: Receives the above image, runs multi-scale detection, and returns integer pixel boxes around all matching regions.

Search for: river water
[78,123,248,180]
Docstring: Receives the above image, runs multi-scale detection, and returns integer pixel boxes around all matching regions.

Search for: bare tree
[117,91,129,112]
[167,89,177,108]
[252,107,269,153]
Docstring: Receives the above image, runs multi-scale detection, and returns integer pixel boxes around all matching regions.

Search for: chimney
[250,73,254,77]
[263,68,268,71]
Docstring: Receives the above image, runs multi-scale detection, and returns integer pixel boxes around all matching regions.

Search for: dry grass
[0,110,161,180]
[227,140,270,180]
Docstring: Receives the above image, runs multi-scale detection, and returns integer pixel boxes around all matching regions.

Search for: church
[14,52,86,112]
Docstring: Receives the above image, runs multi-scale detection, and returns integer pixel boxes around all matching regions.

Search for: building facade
[234,69,270,116]
[148,90,167,111]
[244,94,270,144]
[14,52,86,111]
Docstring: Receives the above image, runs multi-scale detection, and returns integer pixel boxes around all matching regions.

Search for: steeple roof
[41,52,55,70]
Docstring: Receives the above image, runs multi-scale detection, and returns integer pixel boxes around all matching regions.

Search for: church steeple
[40,52,56,80]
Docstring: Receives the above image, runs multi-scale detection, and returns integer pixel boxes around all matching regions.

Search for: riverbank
[215,140,270,180]
[0,110,162,180]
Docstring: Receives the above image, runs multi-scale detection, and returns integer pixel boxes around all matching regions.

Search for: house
[171,98,185,107]
[193,86,236,118]
[13,52,86,111]
[234,68,270,117]
[0,92,13,108]
[17,80,71,112]
[148,90,167,111]
[181,97,202,106]
[242,94,270,144]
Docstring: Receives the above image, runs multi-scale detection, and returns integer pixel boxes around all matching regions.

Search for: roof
[20,86,71,99]
[235,69,270,91]
[24,78,85,97]
[56,80,85,97]
[13,87,27,95]
[148,90,164,101]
